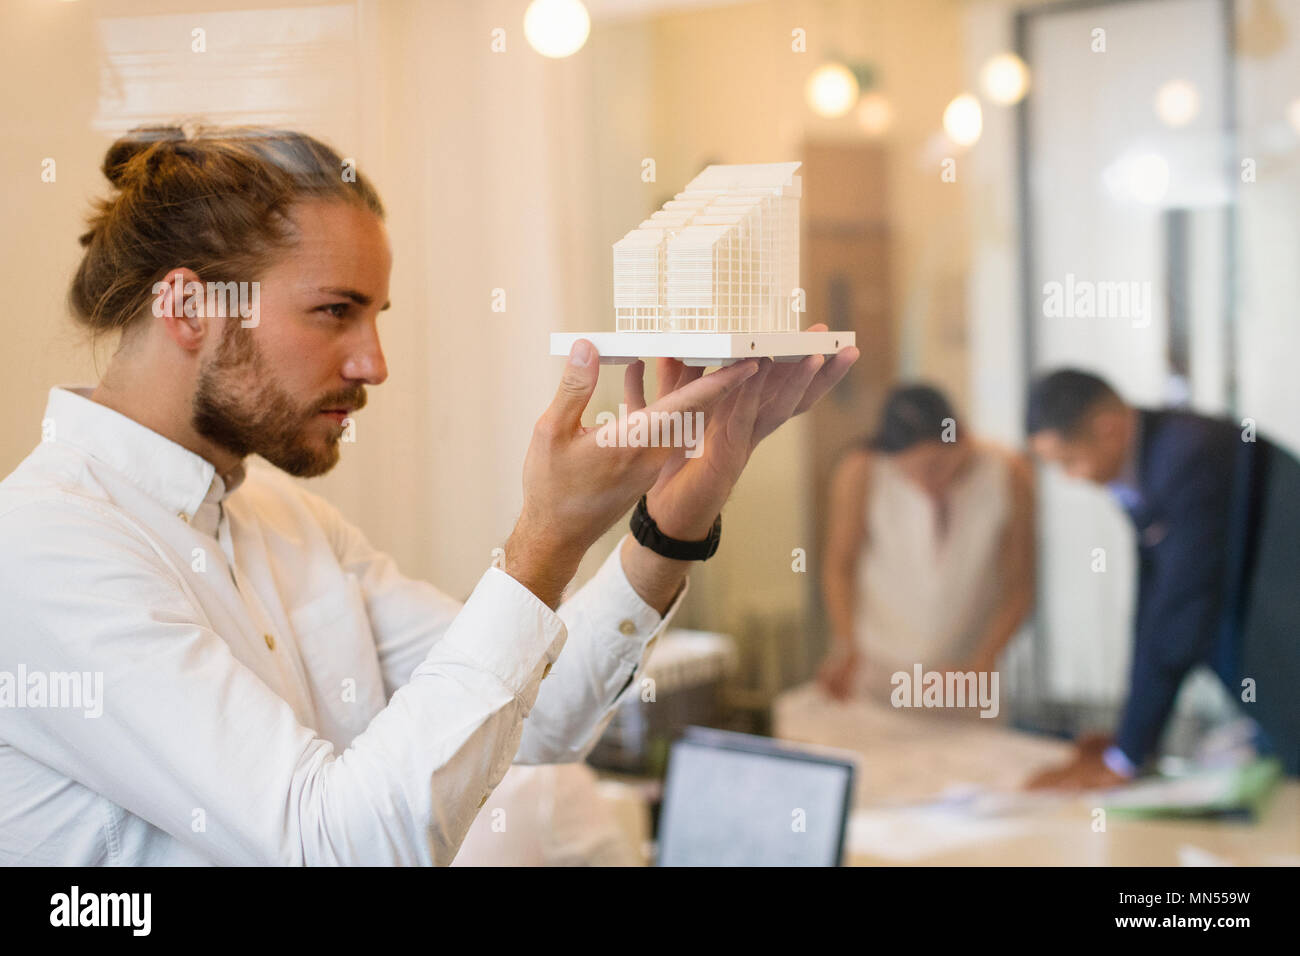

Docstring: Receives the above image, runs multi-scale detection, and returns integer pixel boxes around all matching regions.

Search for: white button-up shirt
[0,386,687,865]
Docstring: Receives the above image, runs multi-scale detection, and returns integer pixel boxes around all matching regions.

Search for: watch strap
[629,495,721,561]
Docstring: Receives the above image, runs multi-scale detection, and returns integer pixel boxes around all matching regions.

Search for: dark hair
[1026,368,1123,437]
[867,383,958,453]
[69,123,385,348]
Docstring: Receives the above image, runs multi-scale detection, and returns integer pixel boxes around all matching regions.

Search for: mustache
[316,389,367,414]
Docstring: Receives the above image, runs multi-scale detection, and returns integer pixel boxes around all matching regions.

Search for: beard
[191,319,364,479]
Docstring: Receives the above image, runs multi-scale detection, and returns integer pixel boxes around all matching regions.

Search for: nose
[342,318,388,386]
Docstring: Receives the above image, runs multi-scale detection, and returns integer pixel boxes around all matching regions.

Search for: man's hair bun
[101,125,186,188]
[70,122,385,345]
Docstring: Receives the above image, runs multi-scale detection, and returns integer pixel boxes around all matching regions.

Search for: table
[772,684,1300,866]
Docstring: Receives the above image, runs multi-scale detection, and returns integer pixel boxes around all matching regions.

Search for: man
[1024,368,1294,789]
[0,125,857,864]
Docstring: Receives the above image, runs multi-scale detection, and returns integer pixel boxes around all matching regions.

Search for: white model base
[550,330,855,366]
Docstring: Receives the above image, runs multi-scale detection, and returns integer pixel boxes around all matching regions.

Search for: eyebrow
[317,287,391,311]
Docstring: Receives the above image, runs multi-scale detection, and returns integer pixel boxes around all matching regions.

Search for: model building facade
[613,162,801,333]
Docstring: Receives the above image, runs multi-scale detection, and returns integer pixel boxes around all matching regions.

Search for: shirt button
[177,512,190,524]
[619,619,636,636]
[542,661,553,679]
[264,633,276,651]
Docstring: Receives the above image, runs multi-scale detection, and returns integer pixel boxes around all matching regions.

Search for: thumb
[547,338,600,429]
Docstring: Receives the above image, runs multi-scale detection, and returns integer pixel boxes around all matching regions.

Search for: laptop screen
[656,728,855,866]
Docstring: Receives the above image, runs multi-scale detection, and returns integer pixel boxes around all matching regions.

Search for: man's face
[893,440,970,498]
[192,200,392,478]
[1029,407,1130,484]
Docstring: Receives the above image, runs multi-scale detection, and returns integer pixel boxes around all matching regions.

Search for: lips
[318,394,365,424]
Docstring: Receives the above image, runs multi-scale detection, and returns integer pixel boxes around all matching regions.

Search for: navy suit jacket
[1115,408,1300,773]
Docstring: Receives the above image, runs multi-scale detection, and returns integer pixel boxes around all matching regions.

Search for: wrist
[619,533,690,616]
[504,518,584,610]
[633,494,722,562]
[644,491,720,542]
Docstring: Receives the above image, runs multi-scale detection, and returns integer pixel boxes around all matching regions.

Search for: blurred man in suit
[1023,368,1297,789]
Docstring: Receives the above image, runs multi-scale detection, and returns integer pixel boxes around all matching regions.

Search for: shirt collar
[43,386,246,525]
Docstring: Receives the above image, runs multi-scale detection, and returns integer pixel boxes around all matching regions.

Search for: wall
[1,0,972,658]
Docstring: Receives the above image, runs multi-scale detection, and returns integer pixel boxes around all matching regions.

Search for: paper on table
[847,805,1037,863]
[1101,758,1282,818]
[772,683,1073,808]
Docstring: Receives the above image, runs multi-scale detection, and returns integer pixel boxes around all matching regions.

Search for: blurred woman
[817,384,1034,702]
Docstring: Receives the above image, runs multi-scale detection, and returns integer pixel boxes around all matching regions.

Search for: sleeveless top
[854,444,1011,672]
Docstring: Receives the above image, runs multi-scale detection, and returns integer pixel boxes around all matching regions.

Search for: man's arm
[514,533,692,765]
[1112,430,1235,768]
[300,484,689,765]
[0,495,568,865]
[617,532,690,615]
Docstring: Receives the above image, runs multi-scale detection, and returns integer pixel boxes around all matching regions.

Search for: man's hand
[634,322,860,540]
[506,339,760,609]
[1024,737,1129,792]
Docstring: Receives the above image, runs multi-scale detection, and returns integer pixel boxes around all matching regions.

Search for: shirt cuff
[417,564,568,704]
[579,533,691,667]
[1102,744,1139,779]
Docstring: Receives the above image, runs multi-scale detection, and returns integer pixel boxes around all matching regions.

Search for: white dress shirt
[0,386,687,865]
[450,763,642,867]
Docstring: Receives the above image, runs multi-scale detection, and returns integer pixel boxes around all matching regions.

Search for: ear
[151,266,214,355]
[1088,406,1122,441]
[1028,431,1057,462]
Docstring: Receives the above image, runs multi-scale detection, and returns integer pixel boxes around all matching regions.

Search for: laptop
[655,727,856,866]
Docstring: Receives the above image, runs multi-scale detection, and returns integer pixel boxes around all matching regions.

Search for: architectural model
[551,162,854,366]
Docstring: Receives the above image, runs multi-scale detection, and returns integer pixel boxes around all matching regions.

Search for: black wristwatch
[629,495,721,561]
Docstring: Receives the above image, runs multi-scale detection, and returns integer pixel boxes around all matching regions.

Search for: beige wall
[2,0,604,602]
[1,0,972,663]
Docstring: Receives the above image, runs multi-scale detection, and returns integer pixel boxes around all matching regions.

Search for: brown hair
[69,123,385,346]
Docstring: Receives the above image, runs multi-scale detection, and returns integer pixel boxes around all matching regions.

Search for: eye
[318,302,351,319]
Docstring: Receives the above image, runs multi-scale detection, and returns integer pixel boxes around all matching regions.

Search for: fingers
[754,353,826,440]
[545,339,601,433]
[1024,762,1075,791]
[674,363,704,394]
[655,357,685,400]
[646,357,760,420]
[725,358,772,446]
[791,345,859,417]
[624,360,647,412]
[1023,769,1060,791]
[695,360,755,451]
